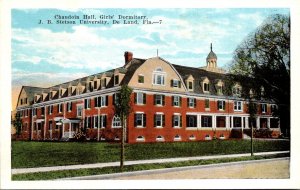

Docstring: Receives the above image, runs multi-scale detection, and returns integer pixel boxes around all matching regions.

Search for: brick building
[15,46,281,143]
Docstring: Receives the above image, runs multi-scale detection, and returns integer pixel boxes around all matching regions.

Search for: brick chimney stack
[124,51,133,65]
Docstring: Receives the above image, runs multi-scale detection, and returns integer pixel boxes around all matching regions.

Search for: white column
[69,122,71,138]
[267,118,271,128]
[212,115,216,129]
[226,116,230,129]
[245,117,249,129]
[241,117,244,129]
[231,116,233,128]
[62,123,65,138]
[256,117,260,129]
[197,115,201,128]
[44,106,47,140]
[31,109,33,140]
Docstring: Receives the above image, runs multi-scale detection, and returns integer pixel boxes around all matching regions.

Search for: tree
[12,112,22,136]
[229,14,290,137]
[114,85,133,171]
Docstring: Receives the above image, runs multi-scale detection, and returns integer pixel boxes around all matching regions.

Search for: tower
[206,43,217,68]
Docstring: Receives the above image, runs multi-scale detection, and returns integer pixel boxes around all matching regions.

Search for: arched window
[156,135,165,142]
[189,134,196,140]
[136,136,145,142]
[112,116,121,128]
[174,134,181,141]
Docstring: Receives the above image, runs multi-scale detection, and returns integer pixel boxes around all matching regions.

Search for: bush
[73,128,86,142]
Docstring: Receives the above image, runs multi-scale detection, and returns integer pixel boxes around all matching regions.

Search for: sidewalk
[11,150,289,175]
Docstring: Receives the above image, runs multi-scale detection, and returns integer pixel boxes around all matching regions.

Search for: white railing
[64,131,75,138]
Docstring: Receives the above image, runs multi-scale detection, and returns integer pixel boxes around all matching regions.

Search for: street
[67,158,289,180]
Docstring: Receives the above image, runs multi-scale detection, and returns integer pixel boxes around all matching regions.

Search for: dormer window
[232,84,242,96]
[49,92,52,100]
[188,81,193,90]
[114,75,119,86]
[87,81,93,92]
[204,83,209,92]
[152,67,165,86]
[101,78,106,89]
[59,89,63,97]
[68,87,72,96]
[94,80,98,90]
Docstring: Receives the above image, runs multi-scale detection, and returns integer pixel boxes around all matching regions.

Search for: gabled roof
[172,64,226,95]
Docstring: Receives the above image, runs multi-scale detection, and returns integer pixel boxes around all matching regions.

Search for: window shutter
[223,101,226,110]
[186,116,189,128]
[143,93,146,104]
[94,97,97,107]
[143,114,146,127]
[172,115,175,127]
[171,79,173,87]
[84,99,87,109]
[180,116,182,127]
[90,117,92,128]
[154,114,156,127]
[179,81,181,88]
[99,115,102,128]
[162,115,165,127]
[162,95,165,106]
[105,96,108,106]
[172,96,174,106]
[153,94,156,105]
[134,114,137,126]
[187,98,190,107]
[134,93,137,104]
[104,115,107,128]
[113,94,115,105]
[194,98,197,108]
[179,97,182,107]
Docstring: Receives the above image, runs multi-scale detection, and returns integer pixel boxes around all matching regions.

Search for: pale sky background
[11,8,290,109]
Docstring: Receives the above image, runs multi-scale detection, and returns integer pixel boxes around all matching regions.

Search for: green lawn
[12,153,289,180]
[11,139,290,169]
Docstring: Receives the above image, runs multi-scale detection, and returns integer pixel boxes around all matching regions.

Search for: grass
[11,139,290,169]
[12,153,289,180]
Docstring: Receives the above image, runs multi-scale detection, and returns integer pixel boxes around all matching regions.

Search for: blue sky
[12,8,289,91]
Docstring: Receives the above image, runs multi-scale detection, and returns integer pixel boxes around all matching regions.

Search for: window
[136,136,145,142]
[41,107,45,115]
[114,75,119,85]
[217,85,223,94]
[233,117,242,128]
[153,68,165,85]
[172,96,181,107]
[134,113,146,127]
[217,100,225,110]
[135,92,146,105]
[188,81,193,90]
[68,87,72,96]
[112,116,121,128]
[234,101,242,111]
[25,98,27,104]
[33,108,36,116]
[113,93,120,105]
[77,105,83,117]
[154,94,165,106]
[100,115,107,128]
[84,98,91,109]
[58,103,63,113]
[101,96,108,107]
[232,86,241,96]
[271,104,277,113]
[171,79,181,88]
[94,81,98,90]
[156,135,165,142]
[261,104,267,113]
[67,102,72,112]
[93,115,98,128]
[49,105,53,115]
[188,98,196,108]
[20,99,23,105]
[60,89,64,97]
[216,116,226,128]
[201,116,212,127]
[138,75,144,83]
[189,135,196,140]
[174,135,181,141]
[187,115,197,127]
[85,116,92,128]
[49,120,53,130]
[205,99,210,109]
[101,78,107,88]
[154,114,165,128]
[88,81,93,92]
[173,115,182,128]
[203,83,210,92]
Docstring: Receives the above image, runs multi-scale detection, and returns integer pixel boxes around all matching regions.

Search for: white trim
[155,112,164,114]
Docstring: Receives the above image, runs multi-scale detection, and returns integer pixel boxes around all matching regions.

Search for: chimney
[124,51,133,64]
